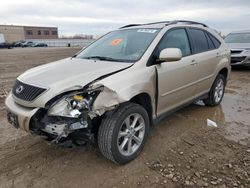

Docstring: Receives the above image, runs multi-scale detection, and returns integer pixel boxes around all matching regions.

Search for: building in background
[0,25,24,42]
[24,26,58,40]
[0,25,58,43]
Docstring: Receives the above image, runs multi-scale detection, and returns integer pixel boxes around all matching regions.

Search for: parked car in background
[14,41,26,47]
[21,41,35,48]
[0,42,12,49]
[225,30,250,67]
[33,43,48,47]
[5,20,230,164]
[0,34,12,49]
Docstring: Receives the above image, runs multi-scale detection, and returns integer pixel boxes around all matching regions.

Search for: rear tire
[203,74,226,106]
[98,102,150,164]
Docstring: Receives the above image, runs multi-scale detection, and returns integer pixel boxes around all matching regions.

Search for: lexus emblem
[16,85,24,94]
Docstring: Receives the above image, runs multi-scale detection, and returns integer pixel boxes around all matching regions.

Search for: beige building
[0,25,58,43]
[0,25,25,42]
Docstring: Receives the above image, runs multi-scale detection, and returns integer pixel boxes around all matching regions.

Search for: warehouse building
[0,25,58,43]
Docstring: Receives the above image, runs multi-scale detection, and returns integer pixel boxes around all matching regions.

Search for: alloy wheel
[214,78,224,103]
[117,113,145,156]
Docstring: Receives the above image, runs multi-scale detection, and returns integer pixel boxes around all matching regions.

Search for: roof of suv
[119,20,208,30]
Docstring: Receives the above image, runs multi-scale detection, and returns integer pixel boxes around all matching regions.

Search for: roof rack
[119,24,142,29]
[168,20,208,27]
[119,20,208,29]
[144,21,171,25]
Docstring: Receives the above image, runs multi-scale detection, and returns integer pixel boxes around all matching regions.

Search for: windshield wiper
[85,56,119,62]
[82,56,135,63]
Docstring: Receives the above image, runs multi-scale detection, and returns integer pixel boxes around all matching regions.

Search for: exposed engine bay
[29,86,104,146]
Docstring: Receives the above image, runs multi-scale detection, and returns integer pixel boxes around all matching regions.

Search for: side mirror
[158,48,182,63]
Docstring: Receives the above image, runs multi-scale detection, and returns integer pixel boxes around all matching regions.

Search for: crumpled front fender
[92,86,125,116]
[90,66,157,117]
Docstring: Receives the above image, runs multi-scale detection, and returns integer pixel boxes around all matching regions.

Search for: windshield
[225,33,250,43]
[76,28,160,62]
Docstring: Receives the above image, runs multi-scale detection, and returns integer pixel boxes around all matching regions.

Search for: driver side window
[158,29,191,57]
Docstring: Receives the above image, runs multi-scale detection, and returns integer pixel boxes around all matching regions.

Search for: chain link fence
[27,39,95,47]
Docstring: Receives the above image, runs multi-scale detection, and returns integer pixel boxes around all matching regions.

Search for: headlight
[47,86,103,118]
[47,95,88,118]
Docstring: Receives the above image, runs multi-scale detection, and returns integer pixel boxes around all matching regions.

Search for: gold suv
[5,20,231,164]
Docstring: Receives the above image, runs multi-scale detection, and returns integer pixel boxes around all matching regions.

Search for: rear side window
[158,29,191,56]
[205,32,215,50]
[189,29,209,54]
[208,33,221,48]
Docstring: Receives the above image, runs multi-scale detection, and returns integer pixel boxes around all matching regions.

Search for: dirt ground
[0,48,249,188]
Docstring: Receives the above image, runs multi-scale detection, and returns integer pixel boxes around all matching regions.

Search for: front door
[155,28,198,115]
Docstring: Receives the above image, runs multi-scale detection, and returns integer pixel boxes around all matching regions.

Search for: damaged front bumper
[29,108,95,145]
[231,56,250,66]
[5,94,94,145]
[5,85,121,146]
[5,94,39,131]
[231,52,250,67]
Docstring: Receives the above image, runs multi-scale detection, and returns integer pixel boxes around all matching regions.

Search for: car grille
[231,56,246,64]
[12,80,47,102]
[231,50,243,55]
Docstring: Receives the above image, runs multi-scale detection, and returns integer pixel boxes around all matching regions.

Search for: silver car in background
[225,30,250,67]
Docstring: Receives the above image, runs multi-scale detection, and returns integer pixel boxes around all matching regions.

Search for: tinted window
[158,29,191,56]
[205,32,215,50]
[208,33,221,48]
[189,29,210,54]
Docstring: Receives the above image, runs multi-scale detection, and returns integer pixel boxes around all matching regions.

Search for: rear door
[155,28,198,115]
[187,28,221,96]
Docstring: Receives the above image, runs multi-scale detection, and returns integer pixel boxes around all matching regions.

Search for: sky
[0,0,250,36]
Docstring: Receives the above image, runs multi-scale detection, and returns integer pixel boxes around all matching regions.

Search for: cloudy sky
[0,0,250,36]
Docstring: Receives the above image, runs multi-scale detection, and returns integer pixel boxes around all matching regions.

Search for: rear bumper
[5,93,39,132]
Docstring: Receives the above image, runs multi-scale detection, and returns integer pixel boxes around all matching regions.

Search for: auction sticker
[110,38,123,46]
[137,29,158,33]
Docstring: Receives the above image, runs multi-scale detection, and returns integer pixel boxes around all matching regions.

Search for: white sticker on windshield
[137,29,158,33]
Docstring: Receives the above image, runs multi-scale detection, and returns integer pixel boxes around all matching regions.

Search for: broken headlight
[47,86,103,118]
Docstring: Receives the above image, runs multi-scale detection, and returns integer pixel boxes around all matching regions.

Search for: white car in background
[225,30,250,67]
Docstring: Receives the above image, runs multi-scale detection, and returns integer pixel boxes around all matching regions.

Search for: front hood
[226,43,250,49]
[16,58,132,107]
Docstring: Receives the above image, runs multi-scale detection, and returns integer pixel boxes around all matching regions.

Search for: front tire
[203,74,226,106]
[98,103,150,164]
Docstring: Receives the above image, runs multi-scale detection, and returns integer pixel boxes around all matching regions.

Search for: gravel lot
[0,47,249,188]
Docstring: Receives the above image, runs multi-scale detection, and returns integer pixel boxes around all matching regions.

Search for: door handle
[190,60,197,66]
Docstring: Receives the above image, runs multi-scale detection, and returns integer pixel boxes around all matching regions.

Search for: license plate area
[7,111,19,129]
